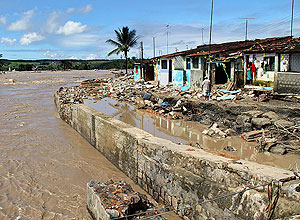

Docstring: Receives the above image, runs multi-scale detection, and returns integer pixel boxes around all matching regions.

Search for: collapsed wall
[54,93,300,220]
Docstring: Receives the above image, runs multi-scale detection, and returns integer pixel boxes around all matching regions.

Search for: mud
[0,71,158,220]
[85,97,300,170]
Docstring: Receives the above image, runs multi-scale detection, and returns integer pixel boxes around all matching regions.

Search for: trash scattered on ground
[55,74,300,155]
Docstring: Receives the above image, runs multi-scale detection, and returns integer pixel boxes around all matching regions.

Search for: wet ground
[0,71,177,220]
[85,97,300,170]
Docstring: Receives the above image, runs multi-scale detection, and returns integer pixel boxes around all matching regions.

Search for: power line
[247,11,300,36]
[234,10,300,40]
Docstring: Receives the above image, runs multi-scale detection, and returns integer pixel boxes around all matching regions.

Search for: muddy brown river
[0,71,159,220]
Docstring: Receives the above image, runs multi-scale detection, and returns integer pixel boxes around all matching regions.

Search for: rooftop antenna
[166,24,169,54]
[201,28,205,44]
[239,18,255,41]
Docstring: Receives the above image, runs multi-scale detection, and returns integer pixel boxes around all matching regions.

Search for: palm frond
[107,48,122,57]
[106,39,122,47]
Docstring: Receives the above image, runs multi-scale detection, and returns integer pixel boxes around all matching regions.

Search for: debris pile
[55,75,300,155]
[88,180,164,219]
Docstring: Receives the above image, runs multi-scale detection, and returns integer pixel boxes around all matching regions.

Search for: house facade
[243,37,300,94]
[149,36,300,93]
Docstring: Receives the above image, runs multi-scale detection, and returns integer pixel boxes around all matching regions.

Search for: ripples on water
[0,71,141,219]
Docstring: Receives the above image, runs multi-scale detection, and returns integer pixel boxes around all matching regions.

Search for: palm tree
[106,26,139,74]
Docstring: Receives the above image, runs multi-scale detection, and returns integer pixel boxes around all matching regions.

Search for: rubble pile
[55,75,300,155]
[88,180,164,219]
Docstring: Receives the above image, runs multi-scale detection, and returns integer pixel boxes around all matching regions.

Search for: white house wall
[253,53,275,82]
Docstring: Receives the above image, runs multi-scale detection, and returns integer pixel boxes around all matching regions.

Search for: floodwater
[85,97,300,170]
[0,71,175,220]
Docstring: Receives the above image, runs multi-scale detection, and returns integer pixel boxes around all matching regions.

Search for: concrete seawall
[54,94,300,219]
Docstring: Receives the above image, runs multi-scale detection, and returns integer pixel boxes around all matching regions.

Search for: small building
[134,61,154,82]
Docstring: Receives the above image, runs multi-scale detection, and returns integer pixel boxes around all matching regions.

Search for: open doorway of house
[168,60,172,83]
[215,62,230,84]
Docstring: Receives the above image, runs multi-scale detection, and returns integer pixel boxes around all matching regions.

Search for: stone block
[251,118,272,129]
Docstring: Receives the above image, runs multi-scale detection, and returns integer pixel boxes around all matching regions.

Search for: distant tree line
[0,58,140,71]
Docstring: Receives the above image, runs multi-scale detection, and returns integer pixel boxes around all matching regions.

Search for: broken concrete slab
[262,111,280,121]
[87,180,160,220]
[251,118,272,129]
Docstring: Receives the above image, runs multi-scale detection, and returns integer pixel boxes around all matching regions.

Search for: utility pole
[166,24,169,54]
[240,18,255,41]
[140,41,144,80]
[291,0,295,37]
[201,28,205,44]
[208,0,214,80]
[209,0,214,54]
[153,37,156,58]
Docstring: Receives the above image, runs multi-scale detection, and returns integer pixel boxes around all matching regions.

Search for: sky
[0,0,300,60]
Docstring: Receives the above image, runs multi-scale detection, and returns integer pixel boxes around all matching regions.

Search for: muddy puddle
[85,97,300,170]
[0,71,182,220]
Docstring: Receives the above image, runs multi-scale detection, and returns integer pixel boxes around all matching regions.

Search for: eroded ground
[55,75,300,171]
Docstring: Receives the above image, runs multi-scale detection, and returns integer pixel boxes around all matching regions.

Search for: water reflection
[85,97,300,169]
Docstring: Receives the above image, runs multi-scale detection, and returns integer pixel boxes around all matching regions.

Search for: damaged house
[243,36,300,94]
[153,48,205,88]
[148,36,300,93]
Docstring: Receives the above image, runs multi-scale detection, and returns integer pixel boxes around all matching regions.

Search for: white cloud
[43,50,77,59]
[45,11,62,34]
[66,8,75,13]
[0,16,6,25]
[84,54,99,60]
[58,33,102,47]
[8,9,34,31]
[57,21,87,35]
[43,50,62,58]
[20,32,45,45]
[66,5,92,14]
[1,37,16,45]
[79,4,93,14]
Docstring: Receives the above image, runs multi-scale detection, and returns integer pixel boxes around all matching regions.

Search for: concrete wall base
[54,93,300,220]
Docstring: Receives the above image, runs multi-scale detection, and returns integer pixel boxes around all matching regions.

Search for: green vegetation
[0,58,139,72]
[106,26,140,74]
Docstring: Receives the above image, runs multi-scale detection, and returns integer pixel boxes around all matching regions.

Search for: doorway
[168,60,173,83]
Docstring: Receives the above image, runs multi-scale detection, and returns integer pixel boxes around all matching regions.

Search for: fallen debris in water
[87,179,165,219]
